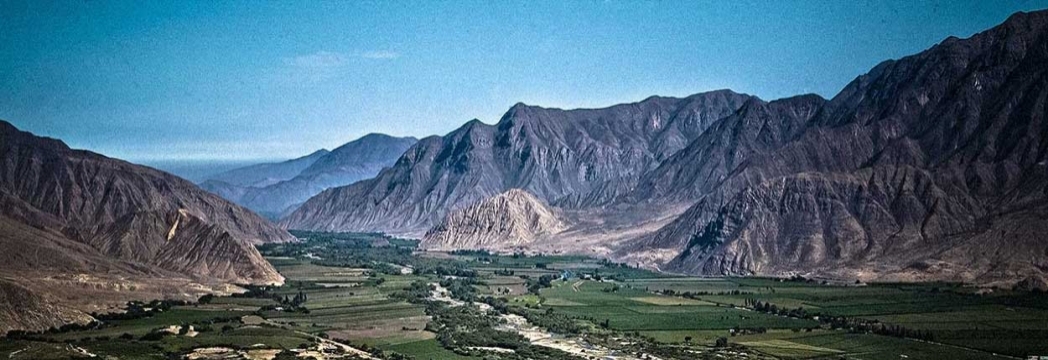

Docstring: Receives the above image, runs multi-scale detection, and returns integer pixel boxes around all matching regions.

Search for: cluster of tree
[365,275,387,286]
[494,268,515,276]
[748,299,811,319]
[414,264,477,278]
[658,289,752,297]
[440,277,480,302]
[730,327,769,336]
[598,258,631,269]
[578,268,626,282]
[232,285,280,298]
[450,249,492,256]
[425,304,582,360]
[747,299,934,341]
[4,321,102,340]
[526,274,557,294]
[601,284,622,293]
[515,307,583,335]
[233,285,311,312]
[332,340,412,360]
[371,262,404,275]
[391,280,434,304]
[429,305,524,351]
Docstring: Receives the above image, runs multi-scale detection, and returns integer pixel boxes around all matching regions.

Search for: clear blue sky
[2,1,1046,163]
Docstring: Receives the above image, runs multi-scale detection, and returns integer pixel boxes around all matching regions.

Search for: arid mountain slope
[0,120,294,331]
[202,134,416,218]
[628,11,1048,284]
[422,189,566,250]
[282,91,753,235]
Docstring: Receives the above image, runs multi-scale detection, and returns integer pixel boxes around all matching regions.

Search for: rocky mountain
[422,189,566,250]
[205,149,329,188]
[285,11,1048,286]
[282,91,754,235]
[0,120,293,332]
[626,10,1048,285]
[201,134,416,218]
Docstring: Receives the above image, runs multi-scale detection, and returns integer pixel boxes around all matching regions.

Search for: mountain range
[0,120,292,333]
[3,7,1047,336]
[200,134,417,218]
[283,10,1048,286]
[281,90,753,234]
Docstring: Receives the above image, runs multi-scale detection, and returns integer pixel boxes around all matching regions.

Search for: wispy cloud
[286,51,347,69]
[275,51,349,85]
[360,50,400,59]
[272,50,399,86]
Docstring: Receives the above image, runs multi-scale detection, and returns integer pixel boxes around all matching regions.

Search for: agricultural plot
[5,232,1048,360]
[538,280,819,332]
[617,276,1048,358]
[385,339,478,360]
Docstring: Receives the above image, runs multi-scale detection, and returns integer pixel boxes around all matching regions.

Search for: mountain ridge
[201,134,417,217]
[282,90,755,235]
[627,10,1048,285]
[0,120,293,332]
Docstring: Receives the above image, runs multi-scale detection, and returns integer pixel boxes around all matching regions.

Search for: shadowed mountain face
[0,121,293,332]
[282,91,754,235]
[629,11,1048,285]
[200,134,417,218]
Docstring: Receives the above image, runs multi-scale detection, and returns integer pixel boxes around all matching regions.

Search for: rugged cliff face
[0,120,293,332]
[631,11,1048,284]
[201,134,416,218]
[282,91,753,235]
[422,189,566,250]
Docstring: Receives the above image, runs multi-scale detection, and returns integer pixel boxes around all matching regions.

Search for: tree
[274,350,298,360]
[715,337,729,347]
[684,336,692,344]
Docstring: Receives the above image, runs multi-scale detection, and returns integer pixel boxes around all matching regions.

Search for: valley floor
[3,231,1047,359]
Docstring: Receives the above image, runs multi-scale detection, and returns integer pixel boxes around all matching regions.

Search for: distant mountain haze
[200,134,417,218]
[207,149,330,187]
[284,10,1048,287]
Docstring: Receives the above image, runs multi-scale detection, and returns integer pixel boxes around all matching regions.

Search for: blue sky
[2,1,1046,163]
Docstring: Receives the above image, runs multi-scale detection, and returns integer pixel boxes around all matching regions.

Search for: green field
[4,232,1047,360]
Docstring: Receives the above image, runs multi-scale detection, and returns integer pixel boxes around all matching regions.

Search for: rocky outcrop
[422,189,566,250]
[282,91,753,235]
[202,134,416,218]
